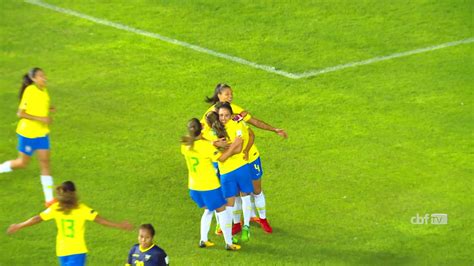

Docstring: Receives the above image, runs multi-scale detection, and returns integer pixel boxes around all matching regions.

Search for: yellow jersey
[39,202,98,257]
[201,103,252,123]
[181,139,222,191]
[242,122,260,162]
[218,120,249,174]
[16,84,50,138]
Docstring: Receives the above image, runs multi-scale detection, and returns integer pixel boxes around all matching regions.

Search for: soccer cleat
[45,198,57,208]
[259,218,273,233]
[241,225,250,242]
[232,236,239,244]
[250,217,260,224]
[232,223,242,235]
[225,244,241,251]
[199,240,215,248]
[214,223,222,235]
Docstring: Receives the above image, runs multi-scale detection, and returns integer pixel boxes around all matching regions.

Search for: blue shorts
[212,162,221,179]
[58,253,86,266]
[249,157,263,180]
[17,134,50,156]
[220,164,254,198]
[189,187,226,212]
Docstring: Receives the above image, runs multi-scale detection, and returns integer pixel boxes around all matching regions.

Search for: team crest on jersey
[145,254,151,261]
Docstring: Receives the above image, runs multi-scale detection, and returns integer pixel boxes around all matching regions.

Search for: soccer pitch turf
[0,0,472,265]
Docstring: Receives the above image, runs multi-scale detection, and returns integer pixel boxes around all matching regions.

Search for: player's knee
[16,158,29,168]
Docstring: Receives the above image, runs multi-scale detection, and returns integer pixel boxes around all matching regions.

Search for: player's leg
[253,179,272,233]
[199,208,215,248]
[232,195,242,234]
[237,165,255,242]
[216,205,240,251]
[37,148,55,206]
[0,151,31,173]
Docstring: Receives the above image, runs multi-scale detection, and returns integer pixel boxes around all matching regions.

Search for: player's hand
[7,224,20,235]
[120,221,134,231]
[243,151,249,161]
[40,117,52,125]
[275,128,288,138]
[213,138,229,149]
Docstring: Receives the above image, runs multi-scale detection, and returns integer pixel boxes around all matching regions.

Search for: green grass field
[1,0,472,265]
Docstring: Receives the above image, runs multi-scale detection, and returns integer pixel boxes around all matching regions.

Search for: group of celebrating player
[181,83,287,251]
[1,68,287,265]
[2,68,169,265]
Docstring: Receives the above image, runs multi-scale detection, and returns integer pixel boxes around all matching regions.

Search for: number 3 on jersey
[61,219,75,238]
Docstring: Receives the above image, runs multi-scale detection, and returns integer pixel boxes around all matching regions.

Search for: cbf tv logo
[411,213,448,225]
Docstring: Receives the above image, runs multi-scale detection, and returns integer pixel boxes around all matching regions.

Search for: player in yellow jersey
[203,83,288,138]
[0,68,57,206]
[214,102,256,241]
[205,84,280,234]
[181,118,242,251]
[7,181,133,266]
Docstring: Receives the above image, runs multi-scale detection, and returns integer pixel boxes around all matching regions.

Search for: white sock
[254,192,266,219]
[241,195,251,227]
[214,211,220,225]
[40,175,54,202]
[233,197,242,224]
[250,195,258,218]
[200,209,213,242]
[0,161,13,173]
[217,209,233,245]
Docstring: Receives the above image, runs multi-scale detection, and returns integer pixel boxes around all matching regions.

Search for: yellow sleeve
[81,204,99,221]
[204,141,221,161]
[18,87,33,110]
[231,103,252,122]
[39,207,55,221]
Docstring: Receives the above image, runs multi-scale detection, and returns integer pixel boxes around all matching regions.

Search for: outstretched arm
[7,215,43,234]
[94,215,133,231]
[247,117,287,138]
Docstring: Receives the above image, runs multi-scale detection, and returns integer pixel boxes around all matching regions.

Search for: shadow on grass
[241,227,415,265]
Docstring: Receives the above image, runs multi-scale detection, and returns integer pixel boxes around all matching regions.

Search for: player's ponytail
[56,181,79,214]
[205,83,231,104]
[181,118,202,149]
[19,67,42,101]
[206,111,228,139]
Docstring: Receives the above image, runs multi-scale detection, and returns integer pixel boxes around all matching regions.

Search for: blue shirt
[127,244,168,266]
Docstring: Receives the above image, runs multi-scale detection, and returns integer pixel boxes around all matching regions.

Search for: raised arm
[94,215,133,231]
[247,117,287,138]
[7,215,43,234]
[17,109,51,124]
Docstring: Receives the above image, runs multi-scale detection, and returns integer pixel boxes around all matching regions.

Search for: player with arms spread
[7,181,133,266]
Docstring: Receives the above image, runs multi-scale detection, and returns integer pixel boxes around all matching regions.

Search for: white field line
[26,0,473,79]
[296,37,474,78]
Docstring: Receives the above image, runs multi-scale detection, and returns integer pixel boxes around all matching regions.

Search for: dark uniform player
[126,224,169,266]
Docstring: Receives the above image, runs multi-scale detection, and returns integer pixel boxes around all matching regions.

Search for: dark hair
[181,118,202,149]
[215,101,234,115]
[56,181,79,214]
[205,83,231,104]
[139,224,155,237]
[205,111,228,139]
[19,67,42,101]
